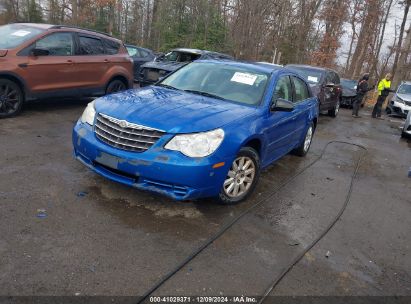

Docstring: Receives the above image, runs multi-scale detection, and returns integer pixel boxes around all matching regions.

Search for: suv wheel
[0,79,24,118]
[106,79,127,95]
[218,147,260,205]
[328,100,340,117]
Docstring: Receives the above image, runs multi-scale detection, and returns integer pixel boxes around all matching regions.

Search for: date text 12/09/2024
[149,296,258,303]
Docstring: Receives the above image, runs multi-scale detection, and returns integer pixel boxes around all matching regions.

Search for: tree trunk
[392,0,411,85]
[393,23,411,87]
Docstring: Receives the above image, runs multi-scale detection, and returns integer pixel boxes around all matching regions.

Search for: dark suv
[0,23,133,118]
[286,64,342,117]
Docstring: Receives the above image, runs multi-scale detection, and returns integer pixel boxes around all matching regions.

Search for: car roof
[255,62,283,69]
[50,25,122,42]
[169,48,231,57]
[194,59,296,74]
[10,23,122,43]
[9,23,54,29]
[286,64,337,73]
[400,81,411,85]
[171,48,207,55]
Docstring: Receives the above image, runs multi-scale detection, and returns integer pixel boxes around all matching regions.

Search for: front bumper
[72,121,232,200]
[388,100,411,118]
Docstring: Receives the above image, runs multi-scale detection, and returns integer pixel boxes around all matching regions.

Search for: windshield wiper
[155,83,179,90]
[183,89,226,100]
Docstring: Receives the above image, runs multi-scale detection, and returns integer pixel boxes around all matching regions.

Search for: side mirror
[31,48,50,57]
[271,98,294,112]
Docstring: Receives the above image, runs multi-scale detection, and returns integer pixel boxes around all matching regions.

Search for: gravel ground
[0,99,410,298]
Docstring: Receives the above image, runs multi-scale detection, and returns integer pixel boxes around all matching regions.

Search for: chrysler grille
[94,113,165,152]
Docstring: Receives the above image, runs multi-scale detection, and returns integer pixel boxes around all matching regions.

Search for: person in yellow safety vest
[372,73,395,119]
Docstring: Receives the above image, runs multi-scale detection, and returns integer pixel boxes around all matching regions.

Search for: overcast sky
[337,2,411,65]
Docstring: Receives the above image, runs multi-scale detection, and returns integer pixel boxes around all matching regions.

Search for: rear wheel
[0,79,24,118]
[218,147,260,205]
[328,100,340,117]
[105,79,127,95]
[293,123,314,157]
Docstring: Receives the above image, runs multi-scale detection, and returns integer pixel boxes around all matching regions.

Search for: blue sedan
[72,60,319,204]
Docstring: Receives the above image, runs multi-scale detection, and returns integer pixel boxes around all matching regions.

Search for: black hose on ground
[136,141,367,303]
[258,141,366,303]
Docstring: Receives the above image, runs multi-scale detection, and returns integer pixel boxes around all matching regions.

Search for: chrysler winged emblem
[119,120,128,128]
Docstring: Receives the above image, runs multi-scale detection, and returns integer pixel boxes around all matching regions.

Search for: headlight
[165,129,224,158]
[394,95,404,104]
[80,100,96,125]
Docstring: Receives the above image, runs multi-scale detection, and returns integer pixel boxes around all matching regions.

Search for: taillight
[0,49,8,57]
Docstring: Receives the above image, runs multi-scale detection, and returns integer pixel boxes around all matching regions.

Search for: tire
[293,123,314,157]
[0,79,24,118]
[328,99,340,117]
[217,147,260,205]
[386,107,392,115]
[105,79,127,95]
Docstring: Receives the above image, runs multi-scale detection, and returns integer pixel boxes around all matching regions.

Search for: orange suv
[0,23,133,118]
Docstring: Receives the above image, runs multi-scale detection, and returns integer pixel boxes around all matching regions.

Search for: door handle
[18,63,28,68]
[66,60,74,65]
[104,59,110,63]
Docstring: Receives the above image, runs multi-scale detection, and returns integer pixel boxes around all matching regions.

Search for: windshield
[163,51,201,62]
[158,62,269,105]
[398,84,411,95]
[341,79,357,89]
[287,67,323,84]
[0,24,45,49]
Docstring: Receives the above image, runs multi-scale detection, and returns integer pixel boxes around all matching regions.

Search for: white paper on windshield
[11,30,31,37]
[231,72,257,85]
[308,76,318,83]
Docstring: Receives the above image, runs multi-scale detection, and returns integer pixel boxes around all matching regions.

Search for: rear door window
[35,32,74,56]
[292,76,310,102]
[78,36,105,55]
[103,39,120,55]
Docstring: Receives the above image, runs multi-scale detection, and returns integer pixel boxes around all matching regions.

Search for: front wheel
[217,147,260,205]
[293,123,314,157]
[328,100,340,117]
[0,79,24,118]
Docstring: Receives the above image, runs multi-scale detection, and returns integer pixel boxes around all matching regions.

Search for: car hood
[397,93,411,102]
[94,87,256,133]
[141,60,189,72]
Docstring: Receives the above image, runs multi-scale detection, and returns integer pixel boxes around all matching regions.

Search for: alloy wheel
[223,156,256,198]
[304,126,313,152]
[0,83,20,115]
